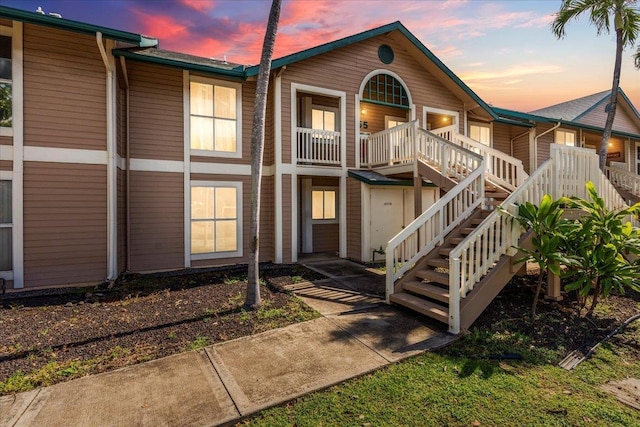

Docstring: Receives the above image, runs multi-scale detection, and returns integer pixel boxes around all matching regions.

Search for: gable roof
[0,5,157,47]
[529,90,611,121]
[245,21,504,122]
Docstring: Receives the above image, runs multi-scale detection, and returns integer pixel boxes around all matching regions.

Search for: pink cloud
[181,0,216,13]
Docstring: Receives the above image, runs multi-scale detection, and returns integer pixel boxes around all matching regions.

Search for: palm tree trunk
[598,27,624,171]
[245,0,282,310]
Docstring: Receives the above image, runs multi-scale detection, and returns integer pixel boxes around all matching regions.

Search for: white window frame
[188,75,242,159]
[311,105,338,131]
[555,129,577,146]
[0,176,12,279]
[468,121,492,147]
[190,180,243,260]
[311,186,338,224]
[0,25,13,137]
[422,106,459,133]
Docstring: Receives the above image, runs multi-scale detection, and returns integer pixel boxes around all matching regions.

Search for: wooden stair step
[460,227,476,235]
[450,237,465,245]
[438,246,454,257]
[415,269,449,285]
[426,257,449,268]
[402,280,449,303]
[485,199,503,206]
[389,292,449,323]
[485,192,509,199]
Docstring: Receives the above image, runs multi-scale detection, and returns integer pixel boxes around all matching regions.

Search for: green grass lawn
[247,313,640,426]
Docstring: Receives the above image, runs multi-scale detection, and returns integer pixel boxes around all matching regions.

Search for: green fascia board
[245,21,499,121]
[113,49,246,80]
[348,170,435,187]
[493,107,640,140]
[573,93,610,121]
[0,5,158,47]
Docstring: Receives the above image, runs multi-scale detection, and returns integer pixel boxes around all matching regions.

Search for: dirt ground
[0,265,323,394]
[1,265,638,395]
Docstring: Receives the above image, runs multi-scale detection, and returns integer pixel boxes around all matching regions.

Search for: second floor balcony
[296,127,341,166]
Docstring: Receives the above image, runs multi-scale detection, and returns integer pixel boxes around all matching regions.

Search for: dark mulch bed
[0,264,324,395]
[444,273,640,365]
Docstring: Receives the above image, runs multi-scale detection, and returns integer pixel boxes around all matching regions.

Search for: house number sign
[360,121,369,129]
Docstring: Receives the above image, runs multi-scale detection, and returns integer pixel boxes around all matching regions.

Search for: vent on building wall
[378,44,394,64]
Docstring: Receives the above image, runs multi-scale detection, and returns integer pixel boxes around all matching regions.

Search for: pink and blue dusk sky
[5,0,640,112]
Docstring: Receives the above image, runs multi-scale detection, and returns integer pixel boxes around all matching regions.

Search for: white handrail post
[385,248,394,303]
[449,258,461,334]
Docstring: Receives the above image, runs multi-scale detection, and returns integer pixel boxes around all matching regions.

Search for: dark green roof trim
[361,99,411,110]
[493,107,640,140]
[113,49,246,80]
[245,21,499,120]
[0,5,157,47]
[573,93,610,121]
[348,169,436,187]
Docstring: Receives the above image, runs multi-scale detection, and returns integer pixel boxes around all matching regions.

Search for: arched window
[362,74,409,109]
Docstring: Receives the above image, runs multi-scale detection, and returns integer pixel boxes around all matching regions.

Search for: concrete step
[402,280,449,303]
[389,292,449,323]
[415,269,449,285]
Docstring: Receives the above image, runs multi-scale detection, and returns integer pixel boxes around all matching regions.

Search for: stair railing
[452,133,528,191]
[385,134,484,303]
[605,165,640,199]
[446,144,635,334]
[360,121,416,167]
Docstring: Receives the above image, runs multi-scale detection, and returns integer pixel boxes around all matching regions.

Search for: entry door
[370,188,404,252]
[636,142,640,175]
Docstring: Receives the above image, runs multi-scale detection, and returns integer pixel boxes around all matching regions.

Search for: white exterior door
[370,188,404,252]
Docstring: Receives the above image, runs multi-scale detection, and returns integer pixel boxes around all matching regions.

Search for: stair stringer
[458,230,534,330]
[416,159,458,192]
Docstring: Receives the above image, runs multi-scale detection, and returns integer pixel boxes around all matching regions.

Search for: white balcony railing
[296,127,341,165]
[360,121,416,167]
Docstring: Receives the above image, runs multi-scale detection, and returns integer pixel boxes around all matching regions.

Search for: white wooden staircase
[361,122,634,334]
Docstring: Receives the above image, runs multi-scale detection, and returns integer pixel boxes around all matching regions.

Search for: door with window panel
[0,180,11,272]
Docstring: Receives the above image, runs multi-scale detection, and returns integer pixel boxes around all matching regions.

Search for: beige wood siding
[282,174,292,263]
[129,171,183,272]
[23,24,106,150]
[117,168,126,273]
[536,124,555,167]
[0,160,11,171]
[116,80,126,158]
[579,103,640,135]
[128,62,183,161]
[359,102,409,134]
[281,33,465,168]
[492,123,511,155]
[0,135,12,146]
[312,223,339,252]
[346,177,362,261]
[510,127,531,175]
[264,82,275,166]
[23,162,107,288]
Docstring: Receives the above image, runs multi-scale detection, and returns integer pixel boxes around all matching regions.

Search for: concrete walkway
[1,260,453,427]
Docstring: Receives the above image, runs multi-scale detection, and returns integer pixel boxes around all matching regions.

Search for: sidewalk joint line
[203,349,242,419]
[11,388,41,427]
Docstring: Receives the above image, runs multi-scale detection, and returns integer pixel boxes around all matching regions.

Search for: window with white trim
[311,108,336,132]
[469,123,491,146]
[189,77,241,157]
[312,188,337,222]
[0,26,12,135]
[0,180,12,272]
[191,182,242,259]
[555,129,576,146]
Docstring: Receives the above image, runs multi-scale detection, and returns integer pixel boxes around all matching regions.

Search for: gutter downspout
[120,56,131,272]
[509,130,529,157]
[97,32,118,281]
[533,122,561,170]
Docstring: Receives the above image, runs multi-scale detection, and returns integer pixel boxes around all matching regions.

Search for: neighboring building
[1,6,639,332]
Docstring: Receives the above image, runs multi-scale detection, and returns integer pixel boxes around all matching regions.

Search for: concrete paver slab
[206,317,388,416]
[327,305,452,362]
[14,350,238,427]
[601,378,640,410]
[285,280,382,315]
[302,259,368,278]
[0,389,40,427]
